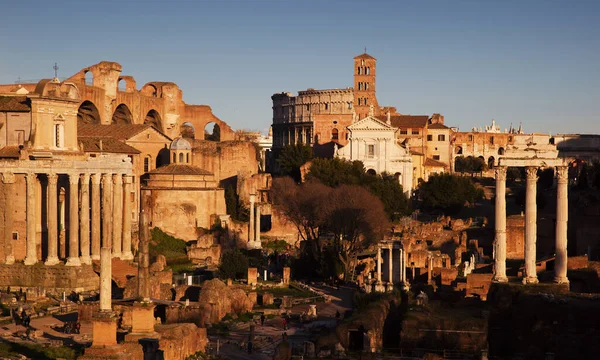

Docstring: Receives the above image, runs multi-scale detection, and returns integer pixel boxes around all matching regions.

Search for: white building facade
[336,116,413,195]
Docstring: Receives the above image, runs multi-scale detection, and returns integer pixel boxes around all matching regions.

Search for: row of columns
[493,166,569,284]
[283,127,312,146]
[375,243,406,286]
[2,172,133,265]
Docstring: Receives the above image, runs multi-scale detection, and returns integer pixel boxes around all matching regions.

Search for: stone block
[283,267,290,285]
[466,273,493,301]
[91,312,118,347]
[282,295,293,308]
[262,293,274,305]
[130,302,156,334]
[247,291,257,306]
[440,268,458,286]
[248,267,258,286]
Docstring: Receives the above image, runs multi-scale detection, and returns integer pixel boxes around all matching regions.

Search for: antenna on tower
[364,47,367,54]
[52,62,59,83]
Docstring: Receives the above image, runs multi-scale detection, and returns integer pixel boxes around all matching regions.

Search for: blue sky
[1,0,598,134]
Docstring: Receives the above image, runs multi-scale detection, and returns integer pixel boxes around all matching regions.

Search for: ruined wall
[0,263,98,292]
[0,175,27,261]
[506,215,525,259]
[466,273,494,300]
[192,140,259,184]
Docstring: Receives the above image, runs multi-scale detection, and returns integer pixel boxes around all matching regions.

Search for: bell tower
[353,52,379,120]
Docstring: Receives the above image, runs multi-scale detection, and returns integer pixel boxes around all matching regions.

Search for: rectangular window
[427,135,433,141]
[324,103,328,110]
[12,232,18,240]
[468,135,474,141]
[412,130,419,135]
[367,144,375,158]
[438,134,445,141]
[15,130,25,145]
[400,129,408,135]
[144,157,150,173]
[433,155,440,160]
[490,136,495,145]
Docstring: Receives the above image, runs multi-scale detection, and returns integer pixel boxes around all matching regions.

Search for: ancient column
[99,247,112,311]
[399,248,405,283]
[45,173,60,265]
[2,173,15,264]
[79,174,91,265]
[91,174,101,260]
[376,245,382,283]
[255,203,261,244]
[138,210,150,301]
[387,246,393,283]
[493,166,508,282]
[554,166,569,284]
[66,173,81,266]
[121,175,133,260]
[427,255,433,284]
[101,174,113,249]
[523,167,539,284]
[112,174,123,258]
[24,173,38,265]
[249,194,256,243]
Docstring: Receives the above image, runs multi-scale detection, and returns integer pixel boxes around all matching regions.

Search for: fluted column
[45,173,60,265]
[493,166,508,282]
[66,173,81,266]
[399,248,404,283]
[91,174,101,260]
[523,167,539,284]
[99,247,112,311]
[387,246,393,283]
[376,245,382,283]
[102,173,113,249]
[255,203,261,244]
[2,173,15,264]
[122,176,133,260]
[112,174,123,258]
[554,166,569,284]
[24,173,37,265]
[80,174,91,265]
[249,194,255,242]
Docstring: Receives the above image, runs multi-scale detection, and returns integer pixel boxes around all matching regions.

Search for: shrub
[219,249,249,279]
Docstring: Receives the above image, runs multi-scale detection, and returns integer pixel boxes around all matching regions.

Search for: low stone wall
[0,263,99,292]
[165,304,203,327]
[466,273,493,300]
[157,323,207,360]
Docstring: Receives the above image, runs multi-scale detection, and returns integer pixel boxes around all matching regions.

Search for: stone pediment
[348,116,396,131]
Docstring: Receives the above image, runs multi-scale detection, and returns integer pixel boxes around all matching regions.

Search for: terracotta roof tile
[78,123,168,140]
[149,164,213,176]
[0,146,21,158]
[0,96,31,112]
[376,115,429,129]
[428,123,450,130]
[424,158,449,168]
[78,137,141,154]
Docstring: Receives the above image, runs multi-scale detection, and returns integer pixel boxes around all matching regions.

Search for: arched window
[186,153,190,163]
[172,153,176,163]
[358,67,362,75]
[54,124,64,148]
[144,156,151,173]
[366,67,370,75]
[365,83,369,90]
[179,153,184,163]
[331,128,339,141]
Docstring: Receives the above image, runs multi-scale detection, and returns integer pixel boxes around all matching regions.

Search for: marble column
[121,176,133,260]
[99,247,112,311]
[523,167,539,284]
[45,173,60,265]
[24,173,37,265]
[112,174,123,258]
[138,210,150,301]
[249,194,256,242]
[554,166,569,284]
[102,174,113,249]
[2,173,15,264]
[91,174,101,260]
[493,166,508,282]
[387,246,393,283]
[66,173,81,266]
[255,203,261,244]
[376,245,382,283]
[80,174,91,265]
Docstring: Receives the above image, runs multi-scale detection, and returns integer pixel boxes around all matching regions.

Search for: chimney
[99,139,103,151]
[386,111,391,125]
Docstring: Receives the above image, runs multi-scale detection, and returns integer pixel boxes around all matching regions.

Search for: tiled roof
[424,158,449,168]
[409,149,424,156]
[0,146,20,158]
[428,123,450,130]
[376,115,429,129]
[354,53,376,60]
[78,123,167,140]
[78,137,141,154]
[149,164,213,176]
[0,96,31,112]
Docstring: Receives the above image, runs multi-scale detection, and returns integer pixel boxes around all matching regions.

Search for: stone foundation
[0,263,99,292]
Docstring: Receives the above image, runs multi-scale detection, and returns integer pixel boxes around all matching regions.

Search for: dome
[170,137,191,151]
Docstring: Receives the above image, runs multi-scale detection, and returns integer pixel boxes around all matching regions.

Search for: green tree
[419,173,484,214]
[224,185,249,221]
[219,249,249,279]
[276,144,313,182]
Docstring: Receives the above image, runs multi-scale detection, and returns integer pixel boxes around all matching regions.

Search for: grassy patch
[150,227,188,260]
[0,341,81,360]
[257,285,313,298]
[166,257,196,274]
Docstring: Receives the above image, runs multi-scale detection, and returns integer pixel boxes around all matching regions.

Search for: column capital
[113,173,123,185]
[1,172,15,184]
[101,173,113,186]
[68,173,80,185]
[123,175,133,184]
[91,173,102,185]
[249,193,256,203]
[556,166,568,184]
[80,173,91,185]
[47,173,59,184]
[494,166,507,181]
[525,166,538,181]
[25,172,36,182]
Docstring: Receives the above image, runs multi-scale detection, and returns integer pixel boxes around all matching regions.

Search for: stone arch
[77,100,101,124]
[367,169,376,176]
[181,122,195,139]
[204,122,220,142]
[156,146,170,168]
[118,78,127,92]
[488,156,495,169]
[84,70,94,85]
[144,109,163,131]
[331,128,339,141]
[141,84,158,97]
[498,147,505,155]
[112,104,133,124]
